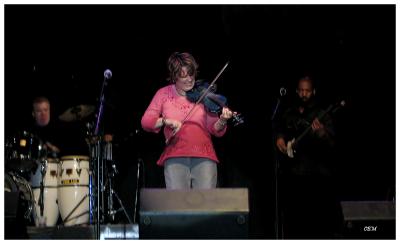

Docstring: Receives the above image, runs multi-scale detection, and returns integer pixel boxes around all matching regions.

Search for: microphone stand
[95,72,109,135]
[92,69,111,239]
[271,88,286,239]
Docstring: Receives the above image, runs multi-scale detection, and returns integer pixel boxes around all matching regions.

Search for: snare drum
[58,155,90,226]
[30,158,59,227]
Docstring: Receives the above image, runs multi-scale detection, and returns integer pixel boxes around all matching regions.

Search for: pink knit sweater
[141,84,226,165]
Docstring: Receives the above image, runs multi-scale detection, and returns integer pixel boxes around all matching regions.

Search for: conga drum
[58,155,90,226]
[30,158,60,227]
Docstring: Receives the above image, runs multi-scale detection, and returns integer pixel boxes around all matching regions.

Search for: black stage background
[4,5,395,238]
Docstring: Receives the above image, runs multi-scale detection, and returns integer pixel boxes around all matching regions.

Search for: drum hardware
[89,170,95,225]
[104,159,132,224]
[88,138,132,225]
[133,158,143,223]
[107,188,132,224]
[89,68,113,239]
[38,161,46,218]
[89,138,132,227]
[104,142,112,161]
[61,193,89,225]
[86,129,105,238]
[86,69,135,237]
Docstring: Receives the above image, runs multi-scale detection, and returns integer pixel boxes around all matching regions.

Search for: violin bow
[165,61,230,144]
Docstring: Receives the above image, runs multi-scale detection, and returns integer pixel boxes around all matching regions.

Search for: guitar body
[283,100,345,159]
[286,138,295,158]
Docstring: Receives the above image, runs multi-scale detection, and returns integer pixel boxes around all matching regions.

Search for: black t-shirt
[29,121,63,158]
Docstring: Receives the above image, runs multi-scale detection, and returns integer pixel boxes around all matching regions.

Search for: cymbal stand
[104,142,113,222]
[104,142,132,224]
[109,188,132,224]
[106,163,133,224]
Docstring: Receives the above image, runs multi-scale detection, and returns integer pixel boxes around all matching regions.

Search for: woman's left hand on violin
[220,107,236,121]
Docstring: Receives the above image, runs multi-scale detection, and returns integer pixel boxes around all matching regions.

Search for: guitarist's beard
[297,96,315,108]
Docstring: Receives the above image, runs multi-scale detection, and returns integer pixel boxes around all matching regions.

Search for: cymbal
[59,104,95,122]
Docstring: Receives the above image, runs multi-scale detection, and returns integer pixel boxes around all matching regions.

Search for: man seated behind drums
[30,96,61,157]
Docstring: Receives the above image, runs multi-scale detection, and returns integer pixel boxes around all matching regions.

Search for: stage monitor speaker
[341,201,395,239]
[139,188,249,239]
[27,226,95,239]
[27,224,139,239]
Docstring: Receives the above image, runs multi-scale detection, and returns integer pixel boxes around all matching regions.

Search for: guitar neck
[292,103,336,147]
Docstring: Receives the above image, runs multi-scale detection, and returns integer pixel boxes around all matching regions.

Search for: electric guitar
[287,100,345,158]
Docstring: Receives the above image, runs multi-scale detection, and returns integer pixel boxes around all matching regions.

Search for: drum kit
[5,103,133,234]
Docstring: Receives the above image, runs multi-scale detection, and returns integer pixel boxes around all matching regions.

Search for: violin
[165,62,242,144]
[186,80,244,126]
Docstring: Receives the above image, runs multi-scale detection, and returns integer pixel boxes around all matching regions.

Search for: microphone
[104,69,112,79]
[279,87,287,97]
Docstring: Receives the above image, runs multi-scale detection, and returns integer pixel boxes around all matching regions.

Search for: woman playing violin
[141,52,234,189]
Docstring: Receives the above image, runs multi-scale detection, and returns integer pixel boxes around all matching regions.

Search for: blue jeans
[164,157,217,189]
